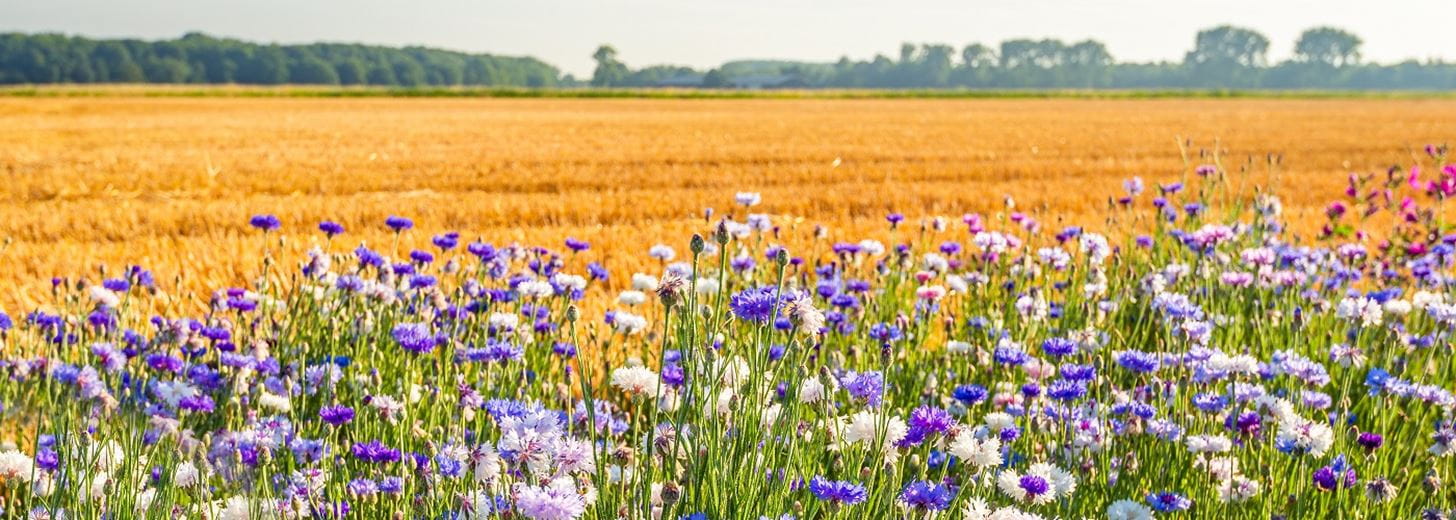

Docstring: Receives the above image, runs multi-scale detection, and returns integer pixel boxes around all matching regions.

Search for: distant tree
[290,57,339,84]
[365,63,397,85]
[1294,27,1362,67]
[1185,25,1270,87]
[393,60,426,86]
[702,68,729,88]
[1063,40,1113,87]
[335,59,366,85]
[959,44,996,69]
[590,45,628,87]
[920,44,954,86]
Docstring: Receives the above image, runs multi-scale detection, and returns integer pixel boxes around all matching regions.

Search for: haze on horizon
[3,0,1453,77]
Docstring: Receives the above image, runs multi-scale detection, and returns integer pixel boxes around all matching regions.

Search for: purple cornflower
[1040,337,1076,358]
[993,344,1029,366]
[901,406,954,446]
[729,286,780,323]
[1146,491,1192,512]
[953,384,988,405]
[898,480,953,511]
[808,477,867,506]
[318,221,345,237]
[249,214,281,231]
[1046,379,1086,401]
[841,371,885,407]
[393,323,441,354]
[432,232,459,251]
[1313,455,1357,491]
[385,215,414,231]
[1358,432,1384,452]
[564,237,590,252]
[351,440,402,464]
[320,405,355,426]
[1115,350,1160,373]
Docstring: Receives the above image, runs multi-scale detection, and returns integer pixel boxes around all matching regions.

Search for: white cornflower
[1185,434,1232,453]
[517,279,556,298]
[996,462,1075,505]
[1275,419,1334,456]
[610,366,659,395]
[612,311,648,335]
[0,450,35,483]
[631,273,659,291]
[782,292,825,333]
[552,274,587,292]
[922,253,949,273]
[984,412,1017,434]
[472,446,503,486]
[174,461,201,487]
[839,410,908,447]
[916,285,947,301]
[735,192,762,207]
[695,277,720,295]
[1218,476,1260,502]
[1335,296,1383,326]
[798,377,825,403]
[857,240,886,256]
[89,285,121,307]
[1106,499,1154,520]
[948,432,1002,468]
[648,244,676,261]
[947,340,972,355]
[617,290,648,306]
[488,312,520,331]
[258,392,292,412]
[962,497,994,520]
[1384,299,1412,316]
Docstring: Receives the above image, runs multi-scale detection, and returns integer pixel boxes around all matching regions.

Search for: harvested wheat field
[0,96,1452,309]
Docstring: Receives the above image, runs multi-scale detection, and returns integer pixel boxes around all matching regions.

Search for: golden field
[1,95,1454,311]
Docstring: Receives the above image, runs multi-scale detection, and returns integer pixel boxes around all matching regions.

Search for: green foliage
[0,32,559,87]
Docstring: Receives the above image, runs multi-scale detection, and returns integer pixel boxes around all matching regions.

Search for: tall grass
[0,144,1453,518]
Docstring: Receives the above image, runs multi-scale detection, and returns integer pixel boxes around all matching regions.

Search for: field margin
[2,84,1455,100]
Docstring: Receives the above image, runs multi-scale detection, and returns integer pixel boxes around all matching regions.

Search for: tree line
[0,32,559,87]
[2,26,1454,90]
[591,26,1456,90]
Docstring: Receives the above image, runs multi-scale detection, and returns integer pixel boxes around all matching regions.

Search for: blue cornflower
[1046,379,1086,401]
[841,371,885,407]
[393,323,441,354]
[898,480,953,511]
[318,220,345,237]
[249,214,281,231]
[808,476,867,505]
[1146,491,1192,512]
[993,344,1029,366]
[384,215,413,231]
[729,286,780,323]
[952,384,988,405]
[1041,337,1077,357]
[320,405,355,426]
[1116,350,1160,373]
[1192,392,1228,413]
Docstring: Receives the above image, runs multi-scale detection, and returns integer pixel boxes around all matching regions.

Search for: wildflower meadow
[1,145,1455,520]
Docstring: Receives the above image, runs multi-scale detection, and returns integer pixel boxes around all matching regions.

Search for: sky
[3,0,1454,77]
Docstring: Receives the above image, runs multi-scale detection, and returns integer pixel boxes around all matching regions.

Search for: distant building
[654,74,706,87]
[651,73,805,89]
[727,74,805,89]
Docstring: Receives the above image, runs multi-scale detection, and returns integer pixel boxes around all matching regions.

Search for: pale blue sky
[3,0,1452,77]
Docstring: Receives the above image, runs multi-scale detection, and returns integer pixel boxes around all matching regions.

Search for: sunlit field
[0,94,1455,518]
[1,96,1454,310]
